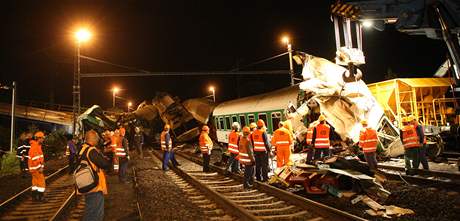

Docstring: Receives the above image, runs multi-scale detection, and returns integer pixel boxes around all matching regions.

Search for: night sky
[0,1,447,109]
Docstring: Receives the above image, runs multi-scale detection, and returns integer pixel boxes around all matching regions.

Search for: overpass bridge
[0,101,73,126]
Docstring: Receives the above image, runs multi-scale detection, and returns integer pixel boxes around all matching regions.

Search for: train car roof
[213,86,299,116]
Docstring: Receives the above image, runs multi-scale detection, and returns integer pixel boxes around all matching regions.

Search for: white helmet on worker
[231,122,240,131]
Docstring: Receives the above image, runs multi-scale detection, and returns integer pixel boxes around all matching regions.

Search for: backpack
[73,145,99,193]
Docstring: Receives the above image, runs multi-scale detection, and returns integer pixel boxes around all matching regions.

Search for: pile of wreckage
[269,153,415,218]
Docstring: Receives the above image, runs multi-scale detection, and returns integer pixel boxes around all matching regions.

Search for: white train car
[212,86,299,146]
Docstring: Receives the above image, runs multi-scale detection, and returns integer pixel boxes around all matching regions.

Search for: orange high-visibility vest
[314,123,330,149]
[238,137,252,165]
[199,132,213,154]
[401,125,421,149]
[271,128,292,150]
[414,123,427,144]
[160,131,172,151]
[251,129,266,152]
[359,128,378,153]
[305,126,314,145]
[77,145,108,195]
[28,140,44,172]
[227,131,240,154]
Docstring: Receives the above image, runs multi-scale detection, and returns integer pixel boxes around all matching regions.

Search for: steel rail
[0,165,69,208]
[174,151,367,221]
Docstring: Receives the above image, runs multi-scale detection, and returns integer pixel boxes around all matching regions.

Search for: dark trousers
[364,152,378,171]
[419,144,429,170]
[227,153,240,173]
[305,146,314,163]
[405,148,420,174]
[135,144,143,158]
[68,156,76,174]
[313,148,330,160]
[203,153,211,172]
[19,159,28,174]
[119,158,129,182]
[83,191,104,221]
[244,164,255,189]
[254,152,269,181]
[163,151,178,170]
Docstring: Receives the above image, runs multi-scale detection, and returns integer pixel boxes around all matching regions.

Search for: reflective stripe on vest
[238,137,252,164]
[252,129,266,152]
[199,132,213,154]
[306,127,313,145]
[314,124,330,149]
[227,131,240,154]
[359,128,378,153]
[402,125,420,149]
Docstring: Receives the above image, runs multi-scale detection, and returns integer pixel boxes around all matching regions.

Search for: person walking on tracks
[66,136,78,174]
[359,120,379,171]
[133,127,144,158]
[199,125,213,172]
[118,127,130,183]
[271,122,293,168]
[28,131,46,202]
[312,115,333,160]
[77,130,111,221]
[400,117,421,175]
[239,126,255,190]
[161,124,179,170]
[410,116,429,170]
[17,132,32,177]
[227,122,241,174]
[251,119,271,182]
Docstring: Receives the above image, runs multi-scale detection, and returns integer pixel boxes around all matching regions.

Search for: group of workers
[400,115,429,174]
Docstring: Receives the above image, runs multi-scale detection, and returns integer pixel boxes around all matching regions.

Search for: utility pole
[10,82,16,153]
[288,43,294,86]
[72,43,81,136]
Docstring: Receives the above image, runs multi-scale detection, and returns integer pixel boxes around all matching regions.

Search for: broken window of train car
[240,115,246,127]
[271,112,281,130]
[232,116,237,124]
[225,116,231,130]
[219,117,224,130]
[248,114,255,123]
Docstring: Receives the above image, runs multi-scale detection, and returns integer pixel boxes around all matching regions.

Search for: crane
[330,0,460,84]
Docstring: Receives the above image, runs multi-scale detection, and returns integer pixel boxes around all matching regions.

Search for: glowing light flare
[112,87,120,94]
[362,20,374,28]
[75,28,91,43]
[209,86,215,92]
[127,102,132,107]
[281,36,290,45]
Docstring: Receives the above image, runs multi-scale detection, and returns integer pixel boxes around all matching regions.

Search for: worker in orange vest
[118,127,130,183]
[28,131,46,202]
[78,130,111,221]
[199,125,213,172]
[312,114,333,160]
[304,120,318,164]
[359,120,379,171]
[161,124,179,171]
[110,130,123,174]
[251,119,271,182]
[400,117,421,175]
[238,126,255,190]
[271,122,293,168]
[226,122,241,173]
[409,115,429,170]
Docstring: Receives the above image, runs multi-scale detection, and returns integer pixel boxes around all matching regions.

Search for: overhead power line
[80,70,288,78]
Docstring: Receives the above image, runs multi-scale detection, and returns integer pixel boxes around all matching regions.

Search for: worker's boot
[38,192,47,202]
[31,191,38,202]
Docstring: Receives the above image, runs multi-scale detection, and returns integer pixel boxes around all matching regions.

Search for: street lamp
[73,27,91,135]
[281,35,295,86]
[209,86,216,102]
[127,101,133,112]
[112,87,120,108]
[362,20,374,28]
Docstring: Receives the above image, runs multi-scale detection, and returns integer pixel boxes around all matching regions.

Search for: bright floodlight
[75,28,91,43]
[209,86,215,92]
[281,36,290,44]
[362,20,373,28]
[128,102,132,107]
[112,87,120,94]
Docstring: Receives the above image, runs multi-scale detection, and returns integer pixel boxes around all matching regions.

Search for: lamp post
[127,101,132,112]
[0,82,16,153]
[209,86,215,102]
[112,87,120,108]
[73,28,91,135]
[282,36,294,86]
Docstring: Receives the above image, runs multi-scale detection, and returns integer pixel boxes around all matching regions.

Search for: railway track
[151,150,366,221]
[376,164,460,191]
[0,166,82,221]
